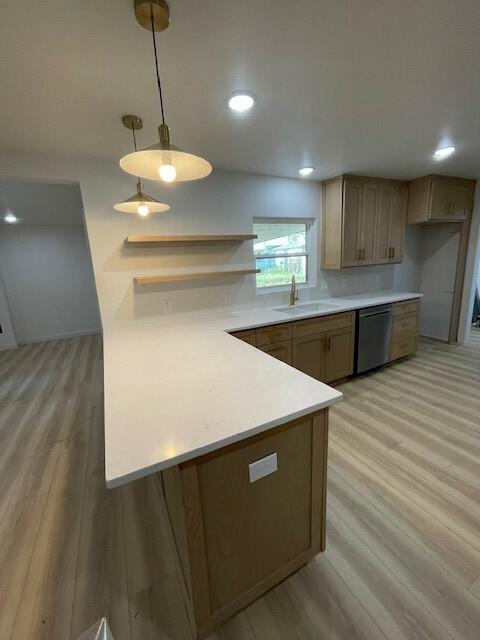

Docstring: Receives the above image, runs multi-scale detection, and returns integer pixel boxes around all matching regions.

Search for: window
[253,219,314,289]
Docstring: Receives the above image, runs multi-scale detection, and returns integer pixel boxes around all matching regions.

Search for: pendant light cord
[131,127,138,152]
[151,5,166,125]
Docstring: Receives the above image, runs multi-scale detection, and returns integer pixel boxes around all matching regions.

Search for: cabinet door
[342,182,362,266]
[324,327,355,383]
[389,186,407,262]
[292,334,325,380]
[358,184,378,264]
[430,181,468,220]
[259,340,292,365]
[374,186,393,264]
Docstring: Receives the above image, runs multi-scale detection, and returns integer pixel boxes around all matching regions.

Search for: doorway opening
[0,179,100,350]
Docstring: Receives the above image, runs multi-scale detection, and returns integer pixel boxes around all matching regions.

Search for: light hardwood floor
[0,330,479,639]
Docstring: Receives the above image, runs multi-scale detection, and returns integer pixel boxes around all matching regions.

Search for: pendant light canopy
[114,115,170,216]
[119,0,212,183]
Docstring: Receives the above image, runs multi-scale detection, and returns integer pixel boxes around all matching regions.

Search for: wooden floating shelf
[134,269,260,285]
[125,234,257,245]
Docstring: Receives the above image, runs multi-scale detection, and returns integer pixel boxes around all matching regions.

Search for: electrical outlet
[162,300,172,315]
[375,275,381,284]
[341,278,348,289]
[320,281,328,292]
[224,291,233,305]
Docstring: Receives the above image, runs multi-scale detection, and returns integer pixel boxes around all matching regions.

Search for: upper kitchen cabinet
[407,175,476,224]
[322,175,408,269]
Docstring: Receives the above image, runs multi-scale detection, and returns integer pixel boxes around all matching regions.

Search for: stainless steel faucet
[290,275,299,306]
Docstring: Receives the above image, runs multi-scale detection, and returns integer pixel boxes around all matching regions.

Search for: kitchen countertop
[104,290,421,488]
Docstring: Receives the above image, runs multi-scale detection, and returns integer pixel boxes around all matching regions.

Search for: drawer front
[392,299,420,317]
[392,312,418,340]
[259,340,292,365]
[390,334,417,361]
[231,329,257,346]
[292,311,355,339]
[256,323,292,346]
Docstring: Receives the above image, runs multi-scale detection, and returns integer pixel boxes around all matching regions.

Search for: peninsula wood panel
[2,331,480,640]
[161,411,329,638]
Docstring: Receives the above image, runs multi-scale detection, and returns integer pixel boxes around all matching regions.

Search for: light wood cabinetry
[236,311,355,384]
[256,323,292,346]
[389,299,420,361]
[259,340,292,365]
[324,326,356,382]
[161,409,329,639]
[292,334,326,379]
[407,175,475,224]
[322,175,408,269]
[230,329,257,346]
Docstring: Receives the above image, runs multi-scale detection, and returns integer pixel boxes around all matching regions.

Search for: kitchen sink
[275,302,340,315]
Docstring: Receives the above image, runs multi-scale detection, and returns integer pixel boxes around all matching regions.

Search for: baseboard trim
[0,342,18,351]
[17,329,101,345]
[419,332,448,343]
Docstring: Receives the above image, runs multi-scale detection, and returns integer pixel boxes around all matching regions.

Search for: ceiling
[1,0,480,180]
[0,180,84,225]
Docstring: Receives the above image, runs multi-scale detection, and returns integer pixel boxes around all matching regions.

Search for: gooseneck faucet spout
[290,275,299,306]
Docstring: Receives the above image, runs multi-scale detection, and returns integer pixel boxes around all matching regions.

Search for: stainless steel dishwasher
[355,304,393,374]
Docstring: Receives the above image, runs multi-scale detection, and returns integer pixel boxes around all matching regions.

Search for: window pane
[253,222,307,257]
[256,256,307,288]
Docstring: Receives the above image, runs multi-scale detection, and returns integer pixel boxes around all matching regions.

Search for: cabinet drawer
[392,312,418,340]
[292,311,355,339]
[392,299,420,317]
[389,334,417,361]
[256,323,292,346]
[259,340,292,365]
[230,329,257,346]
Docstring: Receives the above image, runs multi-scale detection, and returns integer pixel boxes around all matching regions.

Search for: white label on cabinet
[248,452,278,483]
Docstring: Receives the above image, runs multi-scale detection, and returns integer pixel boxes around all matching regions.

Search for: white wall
[0,152,419,331]
[76,161,403,327]
[0,266,17,350]
[0,225,100,343]
[458,194,480,340]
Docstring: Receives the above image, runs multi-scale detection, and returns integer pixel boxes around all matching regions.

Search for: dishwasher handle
[360,310,392,319]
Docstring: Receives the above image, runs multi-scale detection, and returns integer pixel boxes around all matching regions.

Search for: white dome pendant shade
[119,0,212,184]
[114,114,170,216]
[120,124,212,182]
[114,179,170,215]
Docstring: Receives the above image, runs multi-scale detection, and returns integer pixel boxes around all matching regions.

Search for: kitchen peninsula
[104,290,421,638]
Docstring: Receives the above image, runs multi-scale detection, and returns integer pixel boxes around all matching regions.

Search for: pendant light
[114,115,170,216]
[119,0,212,183]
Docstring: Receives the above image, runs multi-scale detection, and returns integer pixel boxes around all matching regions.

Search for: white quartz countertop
[104,290,421,487]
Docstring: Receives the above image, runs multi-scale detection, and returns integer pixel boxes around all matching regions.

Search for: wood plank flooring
[0,329,479,639]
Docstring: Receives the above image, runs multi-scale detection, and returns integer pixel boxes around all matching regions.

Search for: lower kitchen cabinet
[389,299,420,361]
[324,327,355,382]
[231,302,420,383]
[292,326,355,383]
[259,340,292,365]
[292,334,326,380]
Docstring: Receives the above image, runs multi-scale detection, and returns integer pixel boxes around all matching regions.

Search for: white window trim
[253,217,317,293]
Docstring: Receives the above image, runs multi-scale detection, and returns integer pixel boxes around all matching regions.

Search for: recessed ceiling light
[433,146,455,161]
[299,167,314,177]
[228,92,256,113]
[4,212,17,223]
